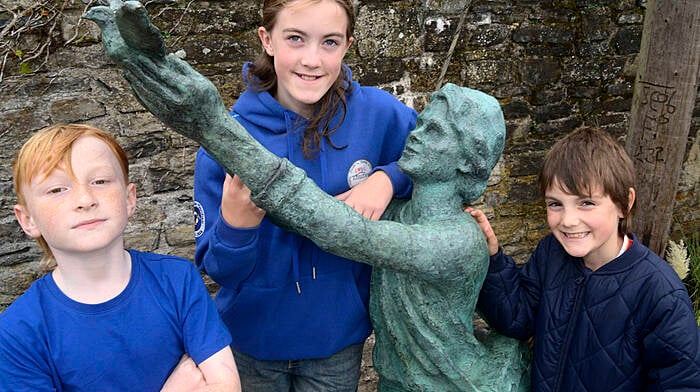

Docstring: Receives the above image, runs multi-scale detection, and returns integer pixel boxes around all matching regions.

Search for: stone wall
[1,0,698,389]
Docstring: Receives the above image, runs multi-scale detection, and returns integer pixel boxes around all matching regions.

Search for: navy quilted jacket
[478,233,700,391]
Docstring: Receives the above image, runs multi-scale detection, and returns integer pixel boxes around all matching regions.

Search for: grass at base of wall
[682,230,700,325]
[665,226,700,326]
[683,229,700,325]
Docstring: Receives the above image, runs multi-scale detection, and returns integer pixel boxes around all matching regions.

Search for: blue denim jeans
[232,343,364,392]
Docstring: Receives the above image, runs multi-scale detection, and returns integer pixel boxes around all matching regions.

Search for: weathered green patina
[84,2,530,390]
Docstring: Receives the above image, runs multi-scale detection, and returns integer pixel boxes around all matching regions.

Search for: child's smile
[562,232,588,239]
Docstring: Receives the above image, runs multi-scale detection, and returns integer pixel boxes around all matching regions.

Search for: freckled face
[258,0,353,117]
[545,181,625,269]
[14,136,136,259]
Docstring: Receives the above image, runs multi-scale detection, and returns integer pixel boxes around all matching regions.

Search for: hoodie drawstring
[292,236,318,294]
[292,237,301,294]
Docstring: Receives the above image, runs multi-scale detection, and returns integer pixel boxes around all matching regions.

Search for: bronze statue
[85,2,530,390]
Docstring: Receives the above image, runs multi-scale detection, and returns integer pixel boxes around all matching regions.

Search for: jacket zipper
[553,274,587,391]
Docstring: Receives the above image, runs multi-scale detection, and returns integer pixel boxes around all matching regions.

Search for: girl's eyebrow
[281,28,345,39]
[281,28,305,35]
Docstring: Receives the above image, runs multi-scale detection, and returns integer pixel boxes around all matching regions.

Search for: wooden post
[625,0,700,255]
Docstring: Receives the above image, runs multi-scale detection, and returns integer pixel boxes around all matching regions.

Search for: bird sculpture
[83,0,166,64]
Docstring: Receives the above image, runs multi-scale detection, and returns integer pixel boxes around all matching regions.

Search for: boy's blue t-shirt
[0,250,231,391]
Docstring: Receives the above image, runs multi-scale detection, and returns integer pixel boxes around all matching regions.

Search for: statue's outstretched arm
[84,1,483,281]
[255,165,489,281]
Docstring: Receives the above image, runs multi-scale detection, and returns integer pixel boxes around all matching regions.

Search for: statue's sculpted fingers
[123,70,163,114]
[116,1,166,59]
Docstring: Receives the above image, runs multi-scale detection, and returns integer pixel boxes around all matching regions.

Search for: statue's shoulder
[431,215,479,237]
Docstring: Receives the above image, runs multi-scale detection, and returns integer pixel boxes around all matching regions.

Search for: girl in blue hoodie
[193,0,417,390]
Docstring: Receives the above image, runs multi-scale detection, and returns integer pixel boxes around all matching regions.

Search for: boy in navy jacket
[468,126,700,391]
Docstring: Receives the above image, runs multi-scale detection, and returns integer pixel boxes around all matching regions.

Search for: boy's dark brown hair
[538,126,636,235]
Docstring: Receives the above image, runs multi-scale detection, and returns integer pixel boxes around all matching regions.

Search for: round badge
[347,159,373,188]
[194,200,205,238]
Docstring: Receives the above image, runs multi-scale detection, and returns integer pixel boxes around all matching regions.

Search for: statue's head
[398,83,505,203]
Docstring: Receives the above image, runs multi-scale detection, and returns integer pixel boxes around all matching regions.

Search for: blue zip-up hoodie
[478,233,700,391]
[193,64,417,360]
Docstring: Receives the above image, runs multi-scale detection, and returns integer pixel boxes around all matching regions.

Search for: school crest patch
[194,200,205,238]
[347,159,372,188]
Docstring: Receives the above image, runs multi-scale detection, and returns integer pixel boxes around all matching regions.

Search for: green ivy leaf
[19,62,32,74]
[14,49,23,58]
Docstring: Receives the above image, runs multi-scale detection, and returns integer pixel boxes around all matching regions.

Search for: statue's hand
[121,55,232,145]
[83,0,231,144]
[83,1,165,65]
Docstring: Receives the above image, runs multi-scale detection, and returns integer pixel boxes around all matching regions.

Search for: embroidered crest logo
[194,201,205,238]
[347,159,372,188]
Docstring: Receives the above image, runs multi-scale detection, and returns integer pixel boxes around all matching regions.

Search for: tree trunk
[625,0,700,255]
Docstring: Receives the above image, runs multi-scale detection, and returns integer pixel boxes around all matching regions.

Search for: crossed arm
[162,347,240,392]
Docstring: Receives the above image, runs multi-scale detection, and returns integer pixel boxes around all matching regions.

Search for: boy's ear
[126,183,137,218]
[626,187,636,213]
[13,204,41,239]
